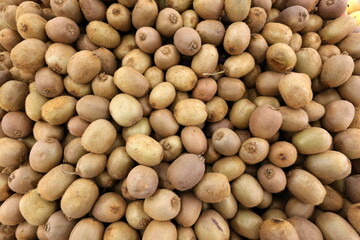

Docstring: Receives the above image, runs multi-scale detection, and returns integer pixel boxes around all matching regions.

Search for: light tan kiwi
[17,13,47,41]
[154,44,181,70]
[321,100,355,132]
[149,82,176,109]
[249,105,282,139]
[91,192,126,223]
[181,9,199,28]
[122,117,151,140]
[194,210,230,240]
[29,138,62,173]
[213,192,238,219]
[245,7,267,33]
[75,153,106,178]
[239,137,269,165]
[279,106,309,132]
[217,77,246,101]
[126,165,158,199]
[177,227,196,240]
[223,52,255,78]
[248,34,269,64]
[86,21,121,48]
[106,147,135,180]
[338,33,360,59]
[103,221,140,240]
[143,189,180,221]
[106,3,132,32]
[339,76,360,106]
[67,50,101,84]
[69,218,104,240]
[113,34,137,61]
[0,193,25,226]
[261,22,293,45]
[50,0,83,23]
[260,218,300,240]
[33,121,64,141]
[143,220,177,240]
[61,179,99,219]
[230,209,263,239]
[231,173,264,208]
[289,33,303,52]
[193,173,230,203]
[110,93,143,127]
[45,16,80,44]
[144,66,164,88]
[19,189,57,226]
[156,8,183,37]
[122,48,152,74]
[287,169,326,205]
[224,0,251,22]
[193,0,224,19]
[224,22,251,55]
[37,164,77,201]
[206,96,228,123]
[174,98,207,126]
[114,67,150,98]
[288,216,323,240]
[229,99,257,129]
[320,54,354,88]
[125,200,152,230]
[81,119,117,154]
[0,138,28,168]
[16,221,37,240]
[44,211,77,240]
[292,127,332,155]
[301,32,321,50]
[180,127,207,154]
[0,173,11,201]
[257,164,287,193]
[45,43,76,75]
[268,141,297,168]
[278,6,309,32]
[266,43,296,73]
[175,192,202,227]
[278,72,312,109]
[334,128,360,159]
[295,48,322,79]
[159,135,183,162]
[0,28,22,52]
[195,20,225,46]
[191,44,219,77]
[92,47,117,75]
[212,156,246,181]
[285,197,314,219]
[166,65,197,91]
[319,15,356,44]
[316,212,360,240]
[126,134,163,166]
[131,0,158,29]
[63,137,87,164]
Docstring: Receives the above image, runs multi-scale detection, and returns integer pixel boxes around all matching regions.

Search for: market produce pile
[1,0,360,239]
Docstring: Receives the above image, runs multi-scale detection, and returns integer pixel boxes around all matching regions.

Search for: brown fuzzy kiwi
[50,0,83,24]
[76,153,106,178]
[321,100,355,132]
[125,200,152,230]
[15,221,37,240]
[0,28,22,52]
[287,169,326,205]
[45,43,76,75]
[126,165,159,199]
[167,154,205,191]
[255,71,283,96]
[131,0,158,29]
[79,0,106,22]
[86,21,121,48]
[17,13,47,41]
[260,218,300,240]
[231,209,263,239]
[192,78,218,102]
[212,128,241,156]
[143,189,180,221]
[1,111,33,139]
[318,0,347,20]
[91,192,126,223]
[0,193,25,226]
[44,211,77,240]
[285,197,315,219]
[247,34,269,64]
[249,105,282,139]
[67,50,101,84]
[194,210,230,240]
[278,6,309,32]
[35,67,64,98]
[261,22,293,45]
[114,67,150,98]
[193,173,230,203]
[180,126,207,154]
[239,137,269,165]
[316,212,359,240]
[69,218,104,240]
[334,128,360,159]
[196,20,225,46]
[257,164,287,193]
[319,15,356,44]
[0,138,28,168]
[174,27,202,56]
[11,39,47,72]
[245,7,267,33]
[29,138,63,173]
[143,220,177,240]
[266,43,297,73]
[45,17,80,44]
[295,48,322,79]
[135,27,162,54]
[339,75,360,106]
[106,3,132,32]
[223,52,255,78]
[76,95,110,122]
[67,116,90,137]
[206,96,229,123]
[103,221,140,240]
[181,9,199,29]
[193,0,224,20]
